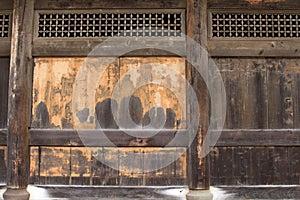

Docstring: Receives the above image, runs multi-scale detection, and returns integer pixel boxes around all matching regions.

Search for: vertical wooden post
[186,0,212,199]
[3,0,34,199]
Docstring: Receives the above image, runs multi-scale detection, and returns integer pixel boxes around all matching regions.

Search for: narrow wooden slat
[213,129,300,147]
[215,58,243,129]
[3,129,300,147]
[33,39,186,57]
[35,0,186,9]
[292,71,300,129]
[29,129,189,147]
[208,0,300,9]
[208,40,300,57]
[267,60,293,129]
[242,60,268,129]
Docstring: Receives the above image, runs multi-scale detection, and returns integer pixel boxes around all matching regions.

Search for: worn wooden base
[186,189,213,200]
[3,189,30,200]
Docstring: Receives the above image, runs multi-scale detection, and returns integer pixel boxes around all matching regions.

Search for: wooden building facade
[0,0,299,199]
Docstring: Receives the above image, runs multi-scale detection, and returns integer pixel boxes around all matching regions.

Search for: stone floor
[0,185,299,199]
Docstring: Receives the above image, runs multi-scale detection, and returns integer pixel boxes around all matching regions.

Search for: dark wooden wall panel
[210,147,300,185]
[0,0,13,10]
[0,146,6,183]
[0,58,9,128]
[214,58,299,129]
[292,70,300,129]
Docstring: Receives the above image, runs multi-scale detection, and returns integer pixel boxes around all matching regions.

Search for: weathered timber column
[3,0,34,199]
[186,0,212,199]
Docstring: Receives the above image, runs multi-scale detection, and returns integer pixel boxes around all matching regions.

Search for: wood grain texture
[32,57,185,130]
[213,129,300,147]
[29,147,187,186]
[214,58,299,129]
[33,39,186,57]
[6,0,34,189]
[29,129,189,147]
[210,147,300,185]
[208,40,300,57]
[186,0,210,190]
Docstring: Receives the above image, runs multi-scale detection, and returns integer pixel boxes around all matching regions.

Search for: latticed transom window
[211,12,300,38]
[37,10,184,38]
[0,13,10,38]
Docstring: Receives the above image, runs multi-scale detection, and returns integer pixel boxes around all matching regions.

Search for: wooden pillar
[186,0,212,199]
[3,0,34,199]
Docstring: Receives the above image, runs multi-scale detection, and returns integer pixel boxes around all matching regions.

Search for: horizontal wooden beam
[208,0,300,9]
[3,129,300,147]
[213,129,300,147]
[35,0,186,9]
[32,38,186,57]
[208,40,300,57]
[29,129,189,147]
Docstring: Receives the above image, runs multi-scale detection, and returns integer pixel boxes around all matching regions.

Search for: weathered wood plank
[32,57,186,130]
[29,129,300,148]
[208,40,300,57]
[39,147,71,185]
[215,59,243,129]
[0,0,13,10]
[232,147,251,184]
[292,66,300,129]
[210,147,300,185]
[29,129,189,147]
[0,42,11,57]
[212,129,300,147]
[0,58,9,128]
[242,60,268,129]
[288,147,300,184]
[210,147,235,185]
[29,147,187,186]
[267,60,293,129]
[208,0,300,9]
[35,0,186,9]
[33,39,186,57]
[6,0,34,189]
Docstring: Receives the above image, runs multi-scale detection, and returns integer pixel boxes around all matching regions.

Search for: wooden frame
[207,11,300,57]
[32,9,186,57]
